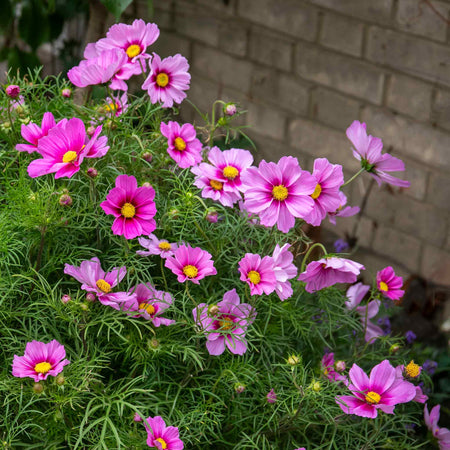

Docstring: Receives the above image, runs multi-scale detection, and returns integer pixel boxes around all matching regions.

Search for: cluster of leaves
[0,70,439,449]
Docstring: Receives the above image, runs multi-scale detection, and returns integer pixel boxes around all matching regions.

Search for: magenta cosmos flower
[27,118,108,179]
[376,266,404,301]
[322,352,348,384]
[64,257,136,311]
[272,244,298,301]
[165,244,217,284]
[6,84,20,98]
[345,283,383,343]
[142,53,191,108]
[303,158,344,227]
[327,191,360,225]
[86,20,160,80]
[193,289,256,356]
[346,120,410,188]
[160,121,202,168]
[100,174,157,240]
[425,404,450,449]
[238,253,277,296]
[12,340,70,382]
[241,156,316,233]
[144,415,184,450]
[137,234,178,258]
[68,48,129,90]
[128,283,175,326]
[299,257,365,293]
[336,360,416,418]
[16,112,67,153]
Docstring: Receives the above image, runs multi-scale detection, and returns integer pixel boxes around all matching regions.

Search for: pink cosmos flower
[137,234,178,258]
[100,174,157,240]
[266,389,277,403]
[241,156,316,233]
[346,120,410,188]
[164,244,217,284]
[64,257,136,311]
[160,121,202,169]
[193,289,256,356]
[27,118,108,179]
[321,352,348,384]
[327,191,360,225]
[16,112,67,153]
[424,404,450,449]
[68,48,129,90]
[271,244,298,301]
[128,283,175,326]
[238,253,277,296]
[142,53,191,108]
[336,360,416,418]
[86,20,160,81]
[12,340,70,382]
[103,92,128,118]
[302,158,344,227]
[6,85,20,98]
[345,283,383,343]
[376,266,404,301]
[393,363,427,403]
[144,415,184,450]
[298,257,365,293]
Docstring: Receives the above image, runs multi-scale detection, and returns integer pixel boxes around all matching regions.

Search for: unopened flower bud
[266,388,277,403]
[80,303,89,311]
[33,382,44,394]
[6,85,20,98]
[86,293,96,302]
[312,381,321,392]
[168,209,179,219]
[56,375,65,386]
[224,103,237,116]
[61,294,71,304]
[59,194,72,207]
[217,117,227,126]
[87,167,98,178]
[335,360,346,372]
[208,305,219,316]
[205,210,218,223]
[61,88,72,98]
[389,343,401,354]
[287,355,300,366]
[234,383,245,394]
[133,413,143,422]
[149,338,159,349]
[87,126,95,136]
[142,182,152,187]
[142,152,153,163]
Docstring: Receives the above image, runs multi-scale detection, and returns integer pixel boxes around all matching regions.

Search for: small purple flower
[377,316,392,335]
[422,360,438,376]
[334,239,349,253]
[405,330,417,345]
[266,388,277,404]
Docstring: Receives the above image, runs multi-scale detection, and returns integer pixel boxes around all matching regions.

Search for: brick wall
[134,0,450,286]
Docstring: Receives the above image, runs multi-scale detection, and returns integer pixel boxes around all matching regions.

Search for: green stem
[160,258,168,292]
[342,168,365,187]
[131,134,146,153]
[300,242,328,273]
[185,283,197,307]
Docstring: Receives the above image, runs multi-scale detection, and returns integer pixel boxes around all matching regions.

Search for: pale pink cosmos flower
[12,340,70,382]
[336,360,416,418]
[68,48,129,90]
[345,282,383,344]
[86,20,160,80]
[100,174,157,240]
[103,91,128,117]
[299,257,365,293]
[327,191,360,225]
[165,244,217,284]
[271,244,298,301]
[142,53,190,108]
[160,121,202,169]
[266,389,277,404]
[6,85,20,98]
[64,257,136,311]
[377,266,404,301]
[424,404,450,449]
[16,112,67,153]
[128,283,175,326]
[241,156,316,233]
[193,289,256,356]
[321,352,348,384]
[144,415,184,450]
[27,118,109,179]
[137,234,178,258]
[238,253,277,296]
[303,158,344,227]
[346,120,410,188]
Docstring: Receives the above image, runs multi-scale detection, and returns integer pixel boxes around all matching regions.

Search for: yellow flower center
[139,302,155,315]
[219,317,234,330]
[174,137,186,151]
[248,270,261,284]
[311,183,322,199]
[183,264,199,279]
[104,102,118,112]
[156,73,169,87]
[158,242,171,251]
[126,44,141,58]
[365,391,381,404]
[34,361,52,374]
[121,202,136,218]
[379,281,389,292]
[62,150,77,163]
[272,185,288,201]
[96,278,111,294]
[155,438,167,449]
[209,179,223,191]
[223,165,239,180]
[405,361,421,378]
